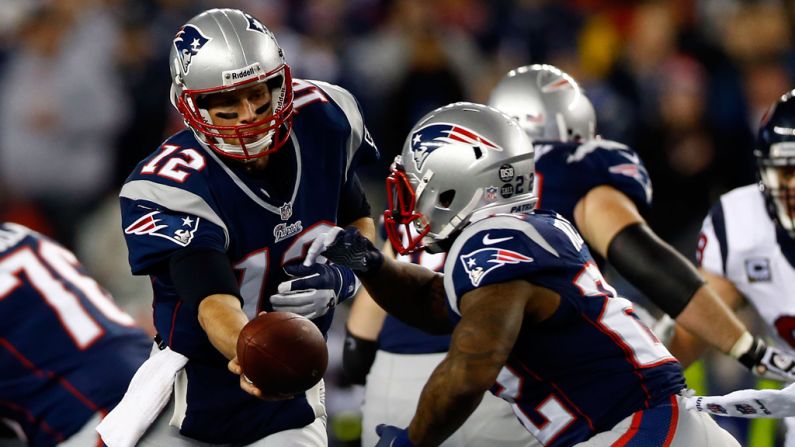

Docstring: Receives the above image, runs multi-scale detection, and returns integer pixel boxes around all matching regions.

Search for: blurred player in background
[0,222,150,446]
[307,102,739,446]
[487,64,795,379]
[672,90,795,445]
[114,8,377,446]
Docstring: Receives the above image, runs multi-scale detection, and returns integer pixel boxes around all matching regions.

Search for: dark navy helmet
[756,89,795,237]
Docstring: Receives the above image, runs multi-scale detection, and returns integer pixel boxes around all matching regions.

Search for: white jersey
[698,184,795,351]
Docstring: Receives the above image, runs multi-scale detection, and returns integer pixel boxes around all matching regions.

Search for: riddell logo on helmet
[223,63,262,86]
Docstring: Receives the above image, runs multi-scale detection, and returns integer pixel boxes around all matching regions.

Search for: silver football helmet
[384,102,537,254]
[488,64,595,142]
[169,8,294,160]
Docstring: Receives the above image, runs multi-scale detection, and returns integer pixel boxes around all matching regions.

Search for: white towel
[685,381,795,418]
[96,346,188,447]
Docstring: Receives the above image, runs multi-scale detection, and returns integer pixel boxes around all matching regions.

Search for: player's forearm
[198,294,249,360]
[407,357,485,446]
[360,258,450,334]
[674,284,745,354]
[667,323,711,367]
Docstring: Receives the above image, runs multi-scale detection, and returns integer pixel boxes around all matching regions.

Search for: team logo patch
[608,163,650,186]
[706,403,727,415]
[274,220,303,243]
[410,123,502,170]
[125,211,200,247]
[173,25,211,74]
[734,403,757,415]
[279,202,293,221]
[244,13,268,34]
[484,186,498,202]
[745,258,771,282]
[460,247,533,287]
[608,162,652,202]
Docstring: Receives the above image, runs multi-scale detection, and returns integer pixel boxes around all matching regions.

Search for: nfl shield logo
[485,186,498,202]
[279,202,293,221]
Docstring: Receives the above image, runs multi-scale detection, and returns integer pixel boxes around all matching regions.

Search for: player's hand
[754,344,795,381]
[375,424,414,447]
[737,336,795,381]
[227,356,294,401]
[270,263,360,319]
[303,226,383,277]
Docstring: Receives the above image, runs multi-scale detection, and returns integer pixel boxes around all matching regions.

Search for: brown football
[236,311,328,396]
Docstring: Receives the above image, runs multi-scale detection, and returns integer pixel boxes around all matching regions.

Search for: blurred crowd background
[0,0,792,445]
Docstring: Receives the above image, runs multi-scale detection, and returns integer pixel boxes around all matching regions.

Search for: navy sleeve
[594,144,653,217]
[121,198,227,275]
[337,174,372,226]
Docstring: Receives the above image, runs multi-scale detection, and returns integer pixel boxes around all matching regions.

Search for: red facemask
[384,167,429,255]
[177,65,295,160]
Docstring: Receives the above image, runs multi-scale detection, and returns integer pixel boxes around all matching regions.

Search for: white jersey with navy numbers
[119,79,378,444]
[698,184,795,352]
[443,210,684,447]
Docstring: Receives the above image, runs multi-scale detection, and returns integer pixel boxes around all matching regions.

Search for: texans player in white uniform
[301,102,739,446]
[106,8,378,446]
[671,90,795,445]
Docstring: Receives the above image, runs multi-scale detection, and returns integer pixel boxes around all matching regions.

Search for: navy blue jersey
[378,140,652,356]
[0,223,151,447]
[534,139,652,225]
[119,79,378,443]
[444,211,684,447]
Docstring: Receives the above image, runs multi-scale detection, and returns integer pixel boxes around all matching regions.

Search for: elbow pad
[606,223,705,318]
[342,326,378,385]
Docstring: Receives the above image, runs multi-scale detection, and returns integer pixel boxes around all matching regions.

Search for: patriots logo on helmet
[244,13,268,34]
[410,123,503,170]
[125,211,200,247]
[173,25,211,74]
[460,247,533,287]
[541,77,572,93]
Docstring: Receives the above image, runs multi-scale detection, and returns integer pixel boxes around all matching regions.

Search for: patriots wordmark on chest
[274,220,303,243]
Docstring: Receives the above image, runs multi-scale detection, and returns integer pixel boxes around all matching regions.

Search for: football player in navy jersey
[0,222,151,447]
[487,64,795,380]
[115,8,377,446]
[344,233,535,447]
[304,102,739,446]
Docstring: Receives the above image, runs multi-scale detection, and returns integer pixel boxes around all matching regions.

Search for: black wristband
[607,223,705,318]
[737,337,767,370]
[169,247,243,310]
[342,327,378,385]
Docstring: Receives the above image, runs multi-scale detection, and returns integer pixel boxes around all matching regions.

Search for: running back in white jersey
[698,184,795,351]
